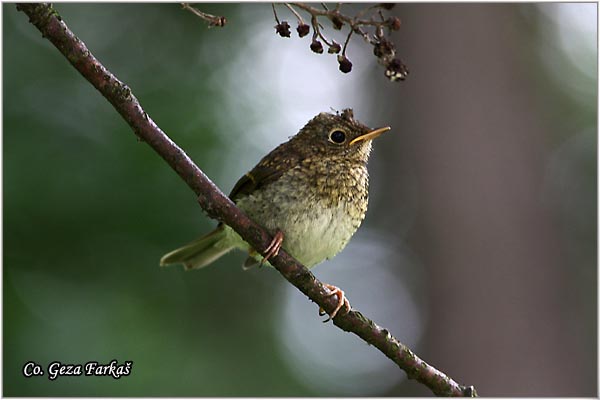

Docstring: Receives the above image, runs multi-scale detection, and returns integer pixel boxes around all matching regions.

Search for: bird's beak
[349,126,391,145]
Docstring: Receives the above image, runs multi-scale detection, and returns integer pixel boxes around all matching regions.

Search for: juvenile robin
[160,109,390,319]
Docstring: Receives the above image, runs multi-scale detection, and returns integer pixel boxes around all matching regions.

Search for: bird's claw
[260,230,284,266]
[320,283,351,322]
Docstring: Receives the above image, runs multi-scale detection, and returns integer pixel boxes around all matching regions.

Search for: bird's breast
[236,162,369,268]
[277,201,364,267]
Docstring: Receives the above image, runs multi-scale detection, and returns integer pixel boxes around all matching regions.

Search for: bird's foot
[319,283,351,322]
[259,230,284,267]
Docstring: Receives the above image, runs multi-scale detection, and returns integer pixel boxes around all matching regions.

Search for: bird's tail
[160,225,234,270]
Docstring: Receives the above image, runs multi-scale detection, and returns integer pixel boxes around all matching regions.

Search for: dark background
[4,3,597,396]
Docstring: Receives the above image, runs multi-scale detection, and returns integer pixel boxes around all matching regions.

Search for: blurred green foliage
[4,3,311,396]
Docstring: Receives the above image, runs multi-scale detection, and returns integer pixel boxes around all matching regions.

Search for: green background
[4,3,597,396]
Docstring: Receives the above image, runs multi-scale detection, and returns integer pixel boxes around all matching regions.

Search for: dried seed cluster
[272,3,409,81]
[372,27,408,81]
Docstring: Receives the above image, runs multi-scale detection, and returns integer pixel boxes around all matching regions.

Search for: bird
[160,108,390,319]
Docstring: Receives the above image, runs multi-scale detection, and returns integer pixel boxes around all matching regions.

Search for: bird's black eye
[328,129,347,144]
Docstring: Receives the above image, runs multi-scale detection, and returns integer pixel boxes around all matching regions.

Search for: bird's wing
[229,143,303,201]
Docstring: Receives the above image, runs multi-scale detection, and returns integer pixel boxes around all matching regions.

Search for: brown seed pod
[275,21,291,38]
[310,40,324,54]
[296,23,310,37]
[338,55,353,73]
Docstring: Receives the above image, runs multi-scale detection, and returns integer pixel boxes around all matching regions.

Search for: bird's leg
[260,230,284,266]
[319,283,351,322]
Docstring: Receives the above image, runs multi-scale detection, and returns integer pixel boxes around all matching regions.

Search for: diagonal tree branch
[15,3,476,397]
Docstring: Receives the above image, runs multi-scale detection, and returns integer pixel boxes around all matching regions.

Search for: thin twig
[16,3,459,395]
[272,3,281,24]
[292,2,386,28]
[341,28,353,56]
[311,15,332,46]
[181,3,226,27]
[284,3,304,25]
